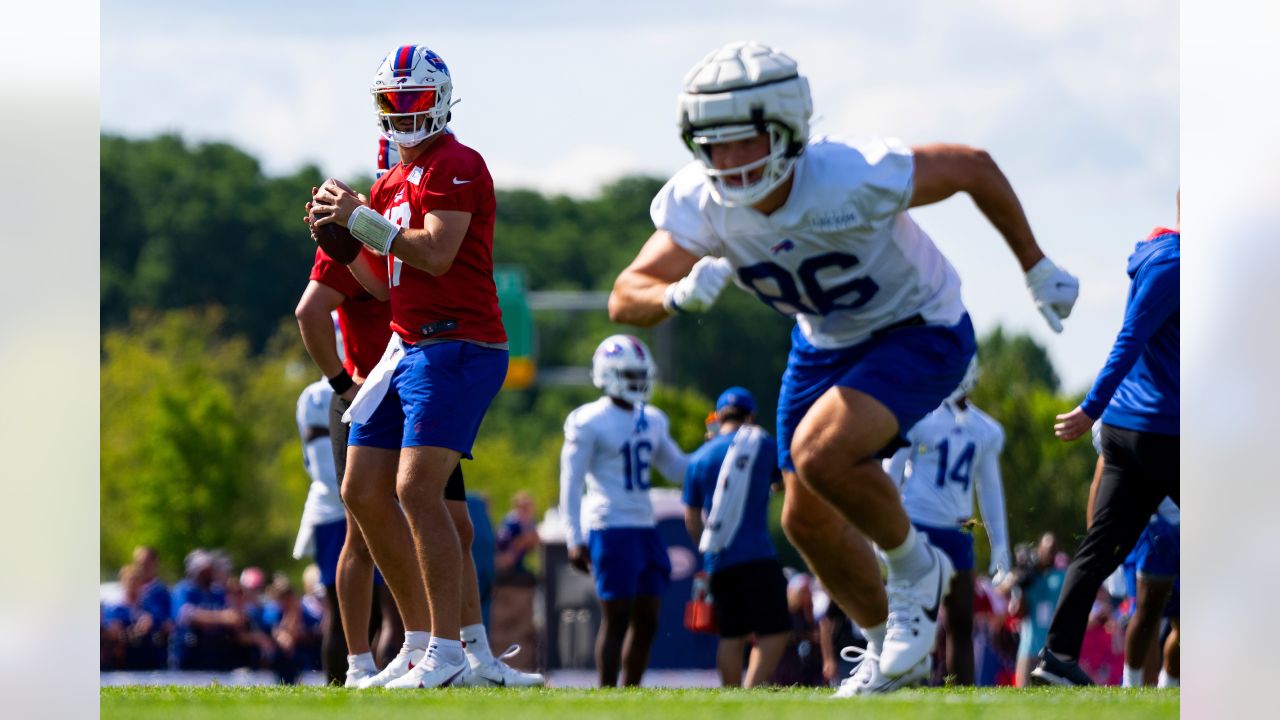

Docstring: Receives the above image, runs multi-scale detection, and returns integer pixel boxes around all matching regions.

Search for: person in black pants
[1032,206,1180,686]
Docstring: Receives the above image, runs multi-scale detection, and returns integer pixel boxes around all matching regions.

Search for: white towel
[342,334,405,425]
[699,424,766,554]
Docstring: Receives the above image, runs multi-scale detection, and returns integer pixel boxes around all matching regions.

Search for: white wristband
[348,206,399,255]
[662,283,683,314]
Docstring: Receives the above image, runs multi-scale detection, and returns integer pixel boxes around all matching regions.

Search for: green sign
[494,265,535,388]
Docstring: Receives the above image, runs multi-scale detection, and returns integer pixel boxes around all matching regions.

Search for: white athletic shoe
[344,666,375,688]
[881,544,954,677]
[357,646,426,689]
[384,655,470,689]
[832,646,931,697]
[465,645,547,687]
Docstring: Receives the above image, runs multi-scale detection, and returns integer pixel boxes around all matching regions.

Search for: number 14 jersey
[559,397,689,548]
[651,136,966,350]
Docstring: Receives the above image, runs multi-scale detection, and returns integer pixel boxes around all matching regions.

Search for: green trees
[100,132,1100,579]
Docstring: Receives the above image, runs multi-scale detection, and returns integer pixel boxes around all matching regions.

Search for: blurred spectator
[262,574,323,684]
[131,546,172,631]
[1079,586,1124,684]
[973,574,1017,686]
[768,571,825,687]
[300,563,326,627]
[1004,533,1066,687]
[169,549,239,670]
[224,572,275,670]
[496,491,540,587]
[101,563,169,669]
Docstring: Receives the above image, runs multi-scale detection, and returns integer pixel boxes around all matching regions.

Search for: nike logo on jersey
[452,177,471,185]
[770,239,795,254]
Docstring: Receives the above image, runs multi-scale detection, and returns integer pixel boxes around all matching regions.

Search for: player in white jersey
[609,41,1078,695]
[294,380,350,685]
[560,334,689,687]
[886,360,1010,685]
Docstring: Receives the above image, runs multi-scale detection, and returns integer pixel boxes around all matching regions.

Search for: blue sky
[101,0,1178,392]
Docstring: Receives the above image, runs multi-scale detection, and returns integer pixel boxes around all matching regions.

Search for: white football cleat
[832,645,931,697]
[384,655,470,689]
[344,666,374,688]
[880,544,954,677]
[358,645,425,689]
[466,645,546,687]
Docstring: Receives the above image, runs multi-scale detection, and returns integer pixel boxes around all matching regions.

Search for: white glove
[1025,257,1079,333]
[663,256,734,314]
[989,547,1012,586]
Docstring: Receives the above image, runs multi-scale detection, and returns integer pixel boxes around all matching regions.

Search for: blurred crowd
[101,546,324,683]
[767,530,1145,688]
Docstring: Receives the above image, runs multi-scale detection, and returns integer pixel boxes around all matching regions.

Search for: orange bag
[684,571,717,634]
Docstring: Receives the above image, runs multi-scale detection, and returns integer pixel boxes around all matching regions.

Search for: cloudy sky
[101,0,1178,392]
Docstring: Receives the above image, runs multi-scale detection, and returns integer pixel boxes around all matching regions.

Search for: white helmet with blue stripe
[591,335,657,405]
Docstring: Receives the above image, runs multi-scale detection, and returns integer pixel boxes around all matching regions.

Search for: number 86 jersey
[559,397,689,549]
[651,135,966,350]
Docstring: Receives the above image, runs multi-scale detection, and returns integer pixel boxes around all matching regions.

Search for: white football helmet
[678,41,813,207]
[370,44,456,148]
[591,335,657,405]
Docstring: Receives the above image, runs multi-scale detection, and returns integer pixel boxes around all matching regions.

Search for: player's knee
[341,477,375,515]
[791,441,845,493]
[781,500,827,548]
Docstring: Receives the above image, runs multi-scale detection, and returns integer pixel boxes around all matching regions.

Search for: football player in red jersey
[307,44,541,689]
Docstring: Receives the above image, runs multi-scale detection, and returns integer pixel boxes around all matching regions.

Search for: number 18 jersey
[559,397,689,548]
[651,136,966,349]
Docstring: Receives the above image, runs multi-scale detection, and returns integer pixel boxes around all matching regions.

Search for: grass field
[101,686,1179,720]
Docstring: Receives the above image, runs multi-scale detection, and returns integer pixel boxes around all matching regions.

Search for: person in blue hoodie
[1031,195,1180,687]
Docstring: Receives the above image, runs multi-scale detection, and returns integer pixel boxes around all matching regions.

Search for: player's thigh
[792,385,899,472]
[396,342,507,459]
[397,445,462,499]
[1135,576,1174,615]
[342,445,400,508]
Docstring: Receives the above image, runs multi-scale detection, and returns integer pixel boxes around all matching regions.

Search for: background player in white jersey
[609,41,1078,694]
[886,359,1010,686]
[559,335,689,687]
[293,380,349,685]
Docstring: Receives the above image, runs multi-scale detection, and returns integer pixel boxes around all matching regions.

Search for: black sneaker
[1029,648,1095,686]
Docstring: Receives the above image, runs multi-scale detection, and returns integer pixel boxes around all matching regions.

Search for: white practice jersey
[559,397,689,548]
[651,136,966,349]
[296,380,346,531]
[892,401,1008,557]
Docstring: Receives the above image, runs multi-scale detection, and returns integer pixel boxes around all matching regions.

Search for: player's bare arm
[909,144,1043,272]
[911,143,1080,332]
[608,231,701,326]
[684,505,704,545]
[295,280,360,400]
[311,178,471,276]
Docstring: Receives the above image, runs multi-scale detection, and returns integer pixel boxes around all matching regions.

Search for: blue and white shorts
[349,341,508,457]
[776,314,976,471]
[587,526,671,601]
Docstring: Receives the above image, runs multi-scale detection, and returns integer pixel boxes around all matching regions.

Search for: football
[312,213,362,264]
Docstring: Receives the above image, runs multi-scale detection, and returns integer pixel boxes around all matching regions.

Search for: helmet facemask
[685,118,799,207]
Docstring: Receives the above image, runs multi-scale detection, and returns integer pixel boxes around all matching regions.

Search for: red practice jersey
[309,246,393,379]
[368,132,506,345]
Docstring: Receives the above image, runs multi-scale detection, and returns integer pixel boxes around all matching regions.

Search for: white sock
[461,623,494,664]
[347,652,376,673]
[1157,669,1178,688]
[863,623,887,655]
[1122,664,1143,688]
[404,630,432,651]
[882,526,934,581]
[428,636,466,667]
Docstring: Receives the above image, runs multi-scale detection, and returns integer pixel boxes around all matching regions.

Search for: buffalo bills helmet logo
[423,49,450,75]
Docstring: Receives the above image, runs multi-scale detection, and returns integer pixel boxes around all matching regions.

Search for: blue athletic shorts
[349,341,508,457]
[913,521,976,572]
[1124,515,1180,582]
[312,519,346,587]
[311,518,386,587]
[587,527,671,601]
[776,314,976,471]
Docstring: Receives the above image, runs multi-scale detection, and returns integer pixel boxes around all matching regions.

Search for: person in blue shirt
[1032,198,1180,687]
[683,387,791,687]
